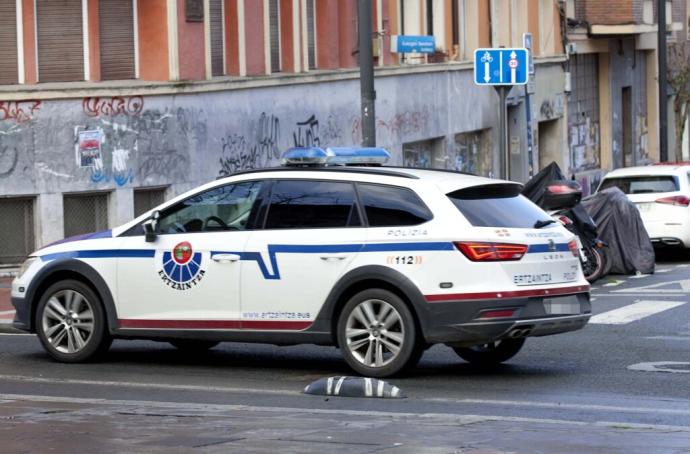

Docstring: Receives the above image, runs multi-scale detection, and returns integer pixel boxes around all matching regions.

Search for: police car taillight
[455,242,528,261]
[281,147,391,167]
[568,239,579,257]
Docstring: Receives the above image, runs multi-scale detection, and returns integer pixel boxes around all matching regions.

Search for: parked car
[11,147,591,377]
[597,163,690,248]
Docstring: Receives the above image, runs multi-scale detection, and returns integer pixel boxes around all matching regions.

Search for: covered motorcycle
[581,187,655,275]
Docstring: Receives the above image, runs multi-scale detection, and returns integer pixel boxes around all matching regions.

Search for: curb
[0,271,18,278]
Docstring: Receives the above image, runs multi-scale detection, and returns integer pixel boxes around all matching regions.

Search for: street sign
[522,34,535,75]
[391,35,436,54]
[473,48,529,86]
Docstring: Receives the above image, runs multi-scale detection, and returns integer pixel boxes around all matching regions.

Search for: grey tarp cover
[581,187,655,275]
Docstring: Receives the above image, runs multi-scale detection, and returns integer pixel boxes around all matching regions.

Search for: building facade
[0,0,686,265]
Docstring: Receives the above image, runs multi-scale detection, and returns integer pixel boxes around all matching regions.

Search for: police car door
[115,180,265,329]
[240,178,366,330]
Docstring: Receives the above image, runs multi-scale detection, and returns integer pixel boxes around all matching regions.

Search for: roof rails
[222,166,419,179]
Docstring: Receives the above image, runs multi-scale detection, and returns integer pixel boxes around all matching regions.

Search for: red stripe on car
[118,319,312,330]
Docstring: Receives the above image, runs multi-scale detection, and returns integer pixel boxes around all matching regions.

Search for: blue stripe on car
[39,242,570,280]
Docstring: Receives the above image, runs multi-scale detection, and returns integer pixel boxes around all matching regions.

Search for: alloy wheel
[345,299,405,368]
[41,289,95,354]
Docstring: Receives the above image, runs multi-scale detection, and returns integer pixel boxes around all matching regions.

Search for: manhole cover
[627,362,690,374]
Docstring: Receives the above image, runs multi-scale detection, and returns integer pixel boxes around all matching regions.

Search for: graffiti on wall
[570,114,600,172]
[351,108,431,146]
[83,96,145,118]
[452,129,493,177]
[0,101,42,124]
[291,114,346,148]
[218,113,281,176]
[75,101,204,187]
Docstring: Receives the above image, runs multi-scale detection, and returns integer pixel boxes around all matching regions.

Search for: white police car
[11,148,590,377]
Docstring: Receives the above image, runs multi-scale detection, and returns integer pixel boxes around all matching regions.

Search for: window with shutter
[269,0,281,72]
[306,0,316,70]
[0,0,18,85]
[210,0,224,76]
[99,0,135,80]
[37,0,84,82]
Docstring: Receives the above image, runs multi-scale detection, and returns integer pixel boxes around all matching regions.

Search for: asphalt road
[1,251,690,453]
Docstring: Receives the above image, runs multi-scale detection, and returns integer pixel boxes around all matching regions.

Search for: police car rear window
[448,184,553,228]
[357,183,432,227]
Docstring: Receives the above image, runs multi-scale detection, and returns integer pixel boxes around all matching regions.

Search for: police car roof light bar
[281,147,330,166]
[326,147,391,166]
[281,147,391,167]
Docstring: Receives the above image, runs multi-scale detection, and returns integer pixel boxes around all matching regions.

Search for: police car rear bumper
[421,292,591,346]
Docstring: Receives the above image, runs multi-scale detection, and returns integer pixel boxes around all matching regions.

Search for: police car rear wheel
[36,280,111,363]
[452,338,525,366]
[169,340,219,351]
[337,289,418,378]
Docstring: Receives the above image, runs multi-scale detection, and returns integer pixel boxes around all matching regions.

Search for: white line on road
[0,374,300,396]
[589,300,686,325]
[602,280,625,287]
[1,393,690,433]
[0,310,15,316]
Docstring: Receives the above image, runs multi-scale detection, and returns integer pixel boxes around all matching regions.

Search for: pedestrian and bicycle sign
[473,48,529,86]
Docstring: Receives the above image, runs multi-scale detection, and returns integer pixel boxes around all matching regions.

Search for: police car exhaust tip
[304,377,405,399]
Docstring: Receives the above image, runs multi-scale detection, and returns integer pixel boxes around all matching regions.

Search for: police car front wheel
[35,280,111,363]
[337,289,419,378]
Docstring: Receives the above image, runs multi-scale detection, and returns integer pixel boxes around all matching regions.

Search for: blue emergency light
[281,147,391,167]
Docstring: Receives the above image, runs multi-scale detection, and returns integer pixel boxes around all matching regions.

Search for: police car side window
[357,183,432,227]
[264,180,361,229]
[157,181,264,234]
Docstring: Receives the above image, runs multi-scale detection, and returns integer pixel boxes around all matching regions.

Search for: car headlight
[18,257,37,280]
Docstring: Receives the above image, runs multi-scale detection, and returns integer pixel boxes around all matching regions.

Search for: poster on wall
[77,130,103,168]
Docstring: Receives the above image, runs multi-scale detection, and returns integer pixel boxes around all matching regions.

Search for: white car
[11,148,590,377]
[597,164,690,248]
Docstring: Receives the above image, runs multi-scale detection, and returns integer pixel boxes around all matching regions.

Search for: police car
[11,147,590,377]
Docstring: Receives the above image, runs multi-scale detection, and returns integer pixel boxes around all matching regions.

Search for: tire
[582,245,606,283]
[169,340,219,351]
[35,279,112,363]
[337,289,420,378]
[453,338,525,366]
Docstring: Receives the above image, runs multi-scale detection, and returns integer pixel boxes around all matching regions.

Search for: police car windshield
[448,184,554,229]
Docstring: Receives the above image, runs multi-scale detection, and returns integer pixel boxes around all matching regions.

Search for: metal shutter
[269,0,280,72]
[0,198,35,265]
[0,0,18,85]
[99,0,135,80]
[133,187,166,217]
[37,0,84,82]
[306,0,315,69]
[63,193,109,238]
[209,0,224,76]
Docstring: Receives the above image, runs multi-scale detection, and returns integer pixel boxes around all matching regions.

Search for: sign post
[473,48,529,180]
[523,33,535,178]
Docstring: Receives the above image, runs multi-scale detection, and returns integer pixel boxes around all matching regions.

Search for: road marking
[589,300,686,325]
[0,374,301,396]
[1,393,689,432]
[656,269,671,273]
[0,333,32,336]
[645,335,690,341]
[628,362,690,374]
[0,310,15,316]
[629,274,653,279]
[612,279,690,294]
[602,280,625,287]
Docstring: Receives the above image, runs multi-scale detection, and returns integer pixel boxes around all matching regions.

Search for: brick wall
[584,0,637,24]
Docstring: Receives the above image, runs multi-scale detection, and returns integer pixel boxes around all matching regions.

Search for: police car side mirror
[143,210,160,243]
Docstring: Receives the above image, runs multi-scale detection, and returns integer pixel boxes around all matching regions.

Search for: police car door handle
[320,254,348,262]
[212,253,241,263]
